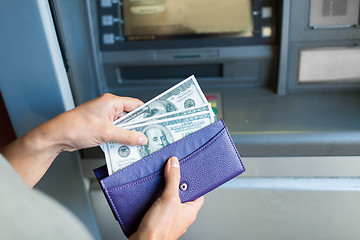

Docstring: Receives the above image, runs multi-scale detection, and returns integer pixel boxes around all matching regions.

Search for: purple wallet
[94,119,245,237]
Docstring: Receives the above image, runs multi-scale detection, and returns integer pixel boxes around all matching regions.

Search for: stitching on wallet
[106,120,224,180]
[224,127,245,170]
[180,128,226,165]
[108,171,161,192]
[107,126,226,192]
[103,184,126,228]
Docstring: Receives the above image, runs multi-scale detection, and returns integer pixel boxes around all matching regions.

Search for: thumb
[163,157,181,199]
[104,124,148,146]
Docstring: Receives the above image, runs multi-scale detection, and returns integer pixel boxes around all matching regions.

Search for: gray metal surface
[181,180,360,240]
[279,0,360,93]
[86,155,360,240]
[90,179,360,240]
[221,88,360,156]
[277,0,290,95]
[0,0,74,136]
[49,0,102,105]
[84,154,360,240]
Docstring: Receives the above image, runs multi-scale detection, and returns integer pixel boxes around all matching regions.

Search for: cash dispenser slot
[118,64,223,81]
[155,50,220,60]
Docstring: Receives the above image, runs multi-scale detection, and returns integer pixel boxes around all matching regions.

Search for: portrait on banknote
[138,124,174,157]
[143,99,177,118]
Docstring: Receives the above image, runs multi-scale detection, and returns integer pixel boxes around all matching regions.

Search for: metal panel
[0,0,74,136]
[281,0,360,93]
[182,181,360,240]
[0,1,101,239]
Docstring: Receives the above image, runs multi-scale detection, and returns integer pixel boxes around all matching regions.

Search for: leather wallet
[94,119,245,237]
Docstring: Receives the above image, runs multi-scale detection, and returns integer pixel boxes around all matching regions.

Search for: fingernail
[137,135,146,145]
[170,157,179,168]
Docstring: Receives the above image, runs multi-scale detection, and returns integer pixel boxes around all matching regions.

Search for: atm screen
[121,0,253,41]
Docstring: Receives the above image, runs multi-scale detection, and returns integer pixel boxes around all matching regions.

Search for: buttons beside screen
[101,0,112,8]
[102,15,114,26]
[261,7,273,18]
[103,33,115,44]
[261,26,272,38]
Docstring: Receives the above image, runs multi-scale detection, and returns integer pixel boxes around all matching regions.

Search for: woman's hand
[130,157,204,240]
[46,93,148,152]
[1,93,148,187]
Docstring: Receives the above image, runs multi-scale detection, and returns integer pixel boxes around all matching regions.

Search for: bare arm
[0,93,148,187]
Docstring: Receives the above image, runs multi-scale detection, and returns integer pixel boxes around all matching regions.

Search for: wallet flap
[98,120,226,189]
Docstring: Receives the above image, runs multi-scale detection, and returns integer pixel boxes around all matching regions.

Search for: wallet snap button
[179,183,188,191]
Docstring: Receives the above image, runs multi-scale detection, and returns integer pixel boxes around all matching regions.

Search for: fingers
[114,96,144,113]
[105,124,148,146]
[163,157,181,200]
[101,93,144,115]
[185,196,204,212]
[181,196,204,227]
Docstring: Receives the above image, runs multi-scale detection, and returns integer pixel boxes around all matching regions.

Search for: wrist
[0,121,63,187]
[129,229,159,240]
[21,120,64,161]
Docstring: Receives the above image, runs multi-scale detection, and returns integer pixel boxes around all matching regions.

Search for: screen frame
[97,0,278,51]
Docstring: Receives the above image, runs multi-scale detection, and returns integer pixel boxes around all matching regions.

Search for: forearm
[0,94,147,188]
[0,120,62,187]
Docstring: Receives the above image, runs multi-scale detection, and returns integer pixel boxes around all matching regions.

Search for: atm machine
[1,0,360,239]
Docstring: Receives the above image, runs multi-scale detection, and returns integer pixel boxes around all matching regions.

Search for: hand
[1,93,148,187]
[44,93,148,152]
[130,157,204,240]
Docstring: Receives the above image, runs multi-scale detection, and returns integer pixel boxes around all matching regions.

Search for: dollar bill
[104,112,214,175]
[114,75,208,126]
[118,103,214,128]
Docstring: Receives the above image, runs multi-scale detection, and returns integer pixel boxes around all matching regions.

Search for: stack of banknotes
[101,75,216,175]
